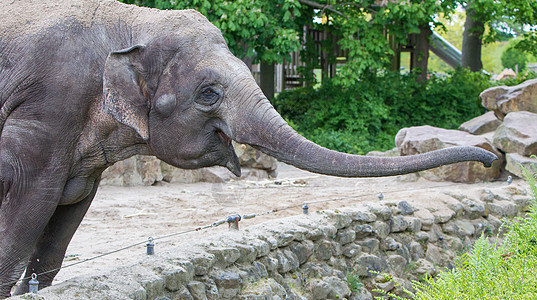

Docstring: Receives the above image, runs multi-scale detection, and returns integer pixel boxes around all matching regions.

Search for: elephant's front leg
[0,189,61,298]
[12,177,100,295]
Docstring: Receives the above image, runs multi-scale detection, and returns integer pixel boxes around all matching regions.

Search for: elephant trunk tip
[479,149,499,168]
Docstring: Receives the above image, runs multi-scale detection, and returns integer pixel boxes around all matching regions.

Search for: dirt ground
[53,162,522,284]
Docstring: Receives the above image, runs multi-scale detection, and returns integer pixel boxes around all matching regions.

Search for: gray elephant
[0,0,496,297]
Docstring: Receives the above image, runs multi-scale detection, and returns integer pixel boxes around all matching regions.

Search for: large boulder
[233,142,278,177]
[480,78,537,120]
[493,111,537,156]
[458,111,501,135]
[505,153,537,179]
[395,125,503,183]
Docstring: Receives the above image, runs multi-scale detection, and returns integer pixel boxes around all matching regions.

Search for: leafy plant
[344,270,363,293]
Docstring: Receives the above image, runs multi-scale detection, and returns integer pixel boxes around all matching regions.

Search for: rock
[493,111,537,156]
[342,243,362,258]
[390,216,409,232]
[387,255,407,277]
[350,288,373,300]
[356,254,388,277]
[373,221,391,239]
[233,142,278,177]
[413,209,434,231]
[337,228,356,245]
[101,155,163,186]
[366,204,392,221]
[405,217,422,232]
[395,125,502,183]
[454,220,476,237]
[206,247,241,268]
[349,210,377,223]
[382,237,400,251]
[487,200,518,217]
[431,207,455,224]
[397,201,415,215]
[480,78,537,119]
[505,153,537,179]
[211,272,242,298]
[325,276,351,298]
[425,244,444,265]
[459,111,501,135]
[461,198,487,219]
[289,240,314,265]
[191,253,216,276]
[358,238,380,254]
[315,240,334,261]
[355,224,374,238]
[409,241,424,261]
[276,249,299,273]
[414,232,429,243]
[187,281,207,300]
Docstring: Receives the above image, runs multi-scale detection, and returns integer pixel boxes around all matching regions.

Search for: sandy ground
[53,163,523,284]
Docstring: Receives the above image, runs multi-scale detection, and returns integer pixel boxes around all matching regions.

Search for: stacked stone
[14,180,531,300]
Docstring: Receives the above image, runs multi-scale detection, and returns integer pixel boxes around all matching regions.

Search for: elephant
[0,0,497,297]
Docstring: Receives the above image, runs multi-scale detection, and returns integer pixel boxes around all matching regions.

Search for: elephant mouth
[216,129,241,177]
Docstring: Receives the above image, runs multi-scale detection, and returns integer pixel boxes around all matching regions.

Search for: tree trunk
[461,8,484,72]
[412,25,432,81]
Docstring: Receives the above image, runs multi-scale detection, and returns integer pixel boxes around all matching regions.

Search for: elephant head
[102,16,498,178]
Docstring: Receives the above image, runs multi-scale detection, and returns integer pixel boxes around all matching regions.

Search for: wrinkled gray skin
[0,0,497,297]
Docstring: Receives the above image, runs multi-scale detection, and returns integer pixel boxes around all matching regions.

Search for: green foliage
[345,270,363,293]
[501,45,529,72]
[273,69,489,155]
[375,162,537,300]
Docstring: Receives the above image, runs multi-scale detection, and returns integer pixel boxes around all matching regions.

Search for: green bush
[272,69,491,155]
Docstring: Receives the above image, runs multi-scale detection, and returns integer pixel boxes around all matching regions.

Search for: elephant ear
[103,45,151,140]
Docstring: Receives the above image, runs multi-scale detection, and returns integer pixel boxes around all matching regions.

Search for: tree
[501,45,528,72]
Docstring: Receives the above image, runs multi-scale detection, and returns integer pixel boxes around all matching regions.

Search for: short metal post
[28,273,39,294]
[507,175,513,185]
[302,203,309,215]
[226,215,241,230]
[378,192,384,201]
[146,237,155,255]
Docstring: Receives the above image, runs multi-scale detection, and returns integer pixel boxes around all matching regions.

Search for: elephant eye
[197,86,222,107]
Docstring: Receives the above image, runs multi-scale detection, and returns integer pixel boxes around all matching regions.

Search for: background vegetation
[272,69,534,155]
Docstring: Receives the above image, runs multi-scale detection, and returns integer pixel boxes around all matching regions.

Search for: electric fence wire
[0,179,508,290]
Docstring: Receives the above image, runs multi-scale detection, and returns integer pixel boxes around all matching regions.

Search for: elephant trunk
[230,97,498,178]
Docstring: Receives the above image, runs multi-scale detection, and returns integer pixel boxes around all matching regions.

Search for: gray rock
[101,155,163,186]
[390,216,409,232]
[355,224,374,238]
[289,240,314,265]
[349,210,377,223]
[191,253,216,276]
[276,249,300,273]
[326,211,353,229]
[212,272,242,299]
[414,209,435,231]
[162,266,191,292]
[357,238,380,254]
[462,198,487,219]
[366,204,393,221]
[206,247,241,268]
[373,221,391,239]
[409,241,424,261]
[480,78,537,119]
[342,243,362,258]
[425,244,444,265]
[493,111,537,156]
[505,153,537,179]
[187,281,207,300]
[414,231,429,243]
[350,288,373,300]
[487,200,518,217]
[395,125,502,182]
[242,261,269,281]
[235,244,257,264]
[310,279,331,300]
[234,143,278,176]
[382,237,400,251]
[325,276,351,298]
[387,255,407,277]
[459,111,501,135]
[397,201,415,215]
[405,217,422,232]
[356,254,388,277]
[337,227,356,245]
[315,240,335,261]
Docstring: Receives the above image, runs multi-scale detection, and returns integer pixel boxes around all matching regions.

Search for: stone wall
[14,180,531,300]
